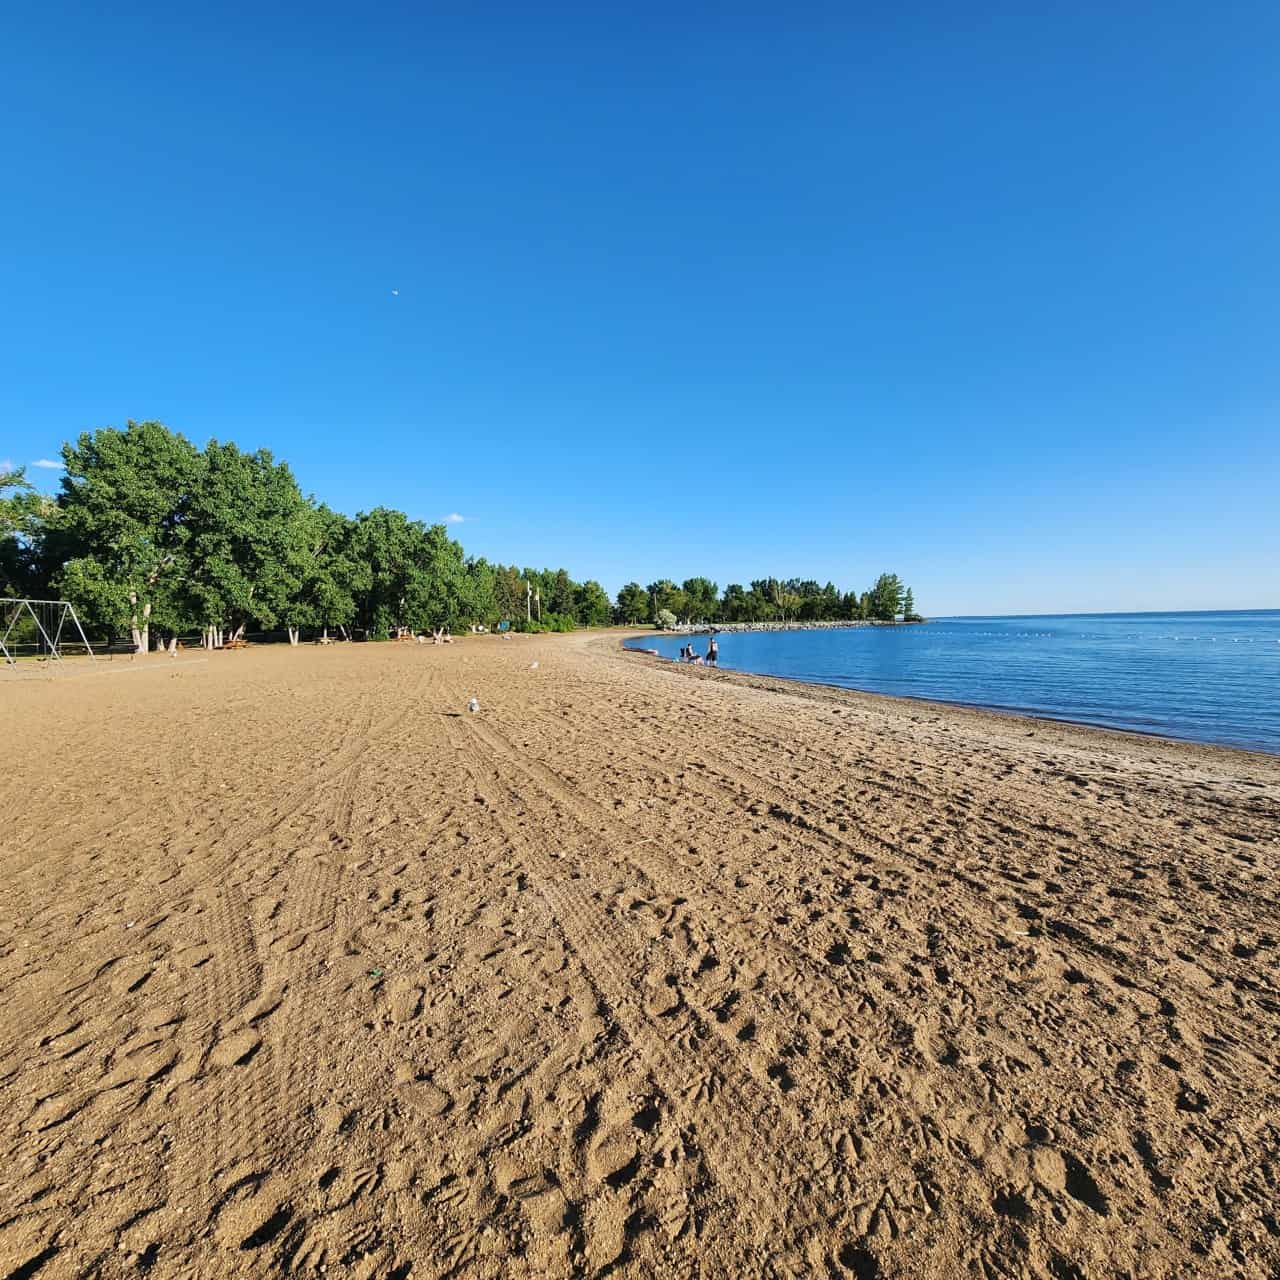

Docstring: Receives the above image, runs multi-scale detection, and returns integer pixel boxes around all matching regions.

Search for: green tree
[681,577,719,622]
[748,579,780,621]
[575,579,612,627]
[721,583,747,621]
[547,568,577,616]
[1,465,32,538]
[492,565,527,624]
[1,466,42,598]
[867,573,905,621]
[903,587,917,620]
[52,421,202,650]
[404,523,471,634]
[655,608,678,631]
[615,582,649,624]
[348,507,426,637]
[292,504,364,640]
[460,556,498,628]
[181,440,314,644]
[646,579,681,618]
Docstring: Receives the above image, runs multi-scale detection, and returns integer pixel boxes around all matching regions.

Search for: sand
[1,633,1277,1280]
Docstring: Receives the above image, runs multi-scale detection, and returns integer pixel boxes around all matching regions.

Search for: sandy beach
[2,632,1277,1279]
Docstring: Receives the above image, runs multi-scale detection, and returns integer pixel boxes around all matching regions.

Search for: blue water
[627,611,1280,754]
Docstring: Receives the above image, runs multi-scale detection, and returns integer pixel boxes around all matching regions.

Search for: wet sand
[2,633,1278,1279]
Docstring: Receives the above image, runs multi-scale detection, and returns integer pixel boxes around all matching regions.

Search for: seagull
[391,289,399,296]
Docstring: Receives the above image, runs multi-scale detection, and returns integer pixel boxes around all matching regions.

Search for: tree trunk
[288,626,299,646]
[129,591,145,653]
[232,623,246,642]
[168,637,178,656]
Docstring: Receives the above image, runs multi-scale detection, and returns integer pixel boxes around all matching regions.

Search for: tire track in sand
[543,703,1279,1074]
[182,668,446,1268]
[0,674,429,1068]
[3,676,432,1268]
[443,709,866,1269]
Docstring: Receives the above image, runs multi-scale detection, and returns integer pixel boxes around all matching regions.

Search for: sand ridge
[1,634,1277,1278]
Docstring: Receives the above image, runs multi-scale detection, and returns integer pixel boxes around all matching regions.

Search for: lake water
[627,611,1280,754]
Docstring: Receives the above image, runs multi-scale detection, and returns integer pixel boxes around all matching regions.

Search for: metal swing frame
[0,598,96,667]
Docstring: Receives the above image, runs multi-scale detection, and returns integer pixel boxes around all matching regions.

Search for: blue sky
[3,2,1277,615]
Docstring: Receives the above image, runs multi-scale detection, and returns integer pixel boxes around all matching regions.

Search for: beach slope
[1,633,1277,1278]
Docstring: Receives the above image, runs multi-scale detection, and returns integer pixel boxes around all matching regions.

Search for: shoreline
[614,627,1274,757]
[608,629,1280,764]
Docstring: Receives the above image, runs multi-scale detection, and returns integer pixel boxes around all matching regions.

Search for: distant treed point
[622,574,921,629]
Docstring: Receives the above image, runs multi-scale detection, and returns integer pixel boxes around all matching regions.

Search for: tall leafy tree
[181,440,314,641]
[348,508,425,638]
[646,579,681,618]
[868,572,905,620]
[547,568,577,616]
[747,580,779,621]
[681,577,719,622]
[291,504,364,640]
[721,583,748,621]
[615,582,649,624]
[53,421,202,650]
[404,523,472,633]
[575,579,612,627]
[1,466,41,597]
[1,465,32,537]
[492,565,527,623]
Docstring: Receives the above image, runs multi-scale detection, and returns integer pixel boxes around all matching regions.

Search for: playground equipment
[1,599,96,668]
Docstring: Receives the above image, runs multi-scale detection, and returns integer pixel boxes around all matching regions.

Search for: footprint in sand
[394,1074,451,1120]
[643,973,682,1018]
[386,978,424,1024]
[492,1158,571,1235]
[209,1028,261,1069]
[587,1128,641,1190]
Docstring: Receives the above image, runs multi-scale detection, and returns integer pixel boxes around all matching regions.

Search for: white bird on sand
[467,697,480,713]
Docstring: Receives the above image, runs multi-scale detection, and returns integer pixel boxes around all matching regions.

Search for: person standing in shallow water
[707,633,719,666]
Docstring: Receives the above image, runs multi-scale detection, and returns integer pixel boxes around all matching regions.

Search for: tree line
[1,421,919,649]
[617,575,917,628]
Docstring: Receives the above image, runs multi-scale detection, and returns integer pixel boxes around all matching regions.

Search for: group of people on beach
[678,633,718,666]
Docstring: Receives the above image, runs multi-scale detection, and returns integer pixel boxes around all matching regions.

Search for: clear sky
[3,2,1277,615]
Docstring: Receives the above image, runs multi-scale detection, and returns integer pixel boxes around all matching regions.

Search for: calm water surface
[627,611,1280,754]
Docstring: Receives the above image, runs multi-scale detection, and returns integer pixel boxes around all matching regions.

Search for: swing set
[1,598,96,669]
